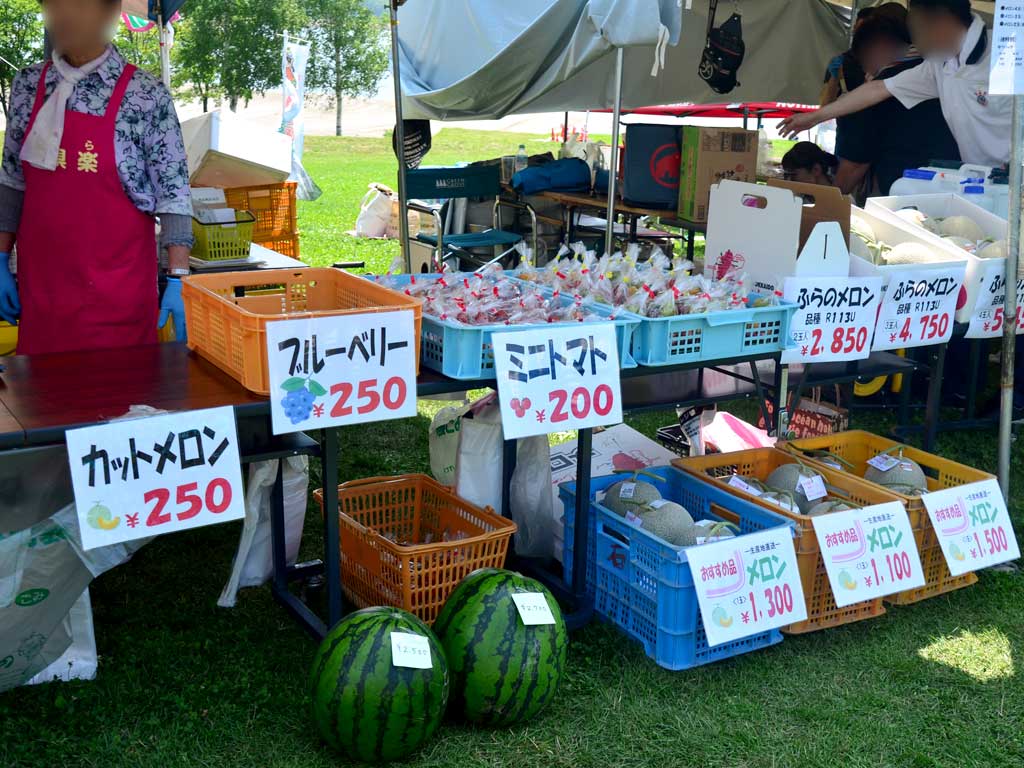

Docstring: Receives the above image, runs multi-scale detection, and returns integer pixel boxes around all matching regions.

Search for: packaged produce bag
[757,386,849,439]
[429,401,472,487]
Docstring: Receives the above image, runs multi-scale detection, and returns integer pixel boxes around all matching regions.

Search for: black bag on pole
[698,0,745,95]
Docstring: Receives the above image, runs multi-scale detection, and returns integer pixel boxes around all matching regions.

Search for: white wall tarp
[398,0,847,120]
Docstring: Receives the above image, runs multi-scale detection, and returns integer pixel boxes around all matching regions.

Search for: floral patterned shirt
[0,47,192,245]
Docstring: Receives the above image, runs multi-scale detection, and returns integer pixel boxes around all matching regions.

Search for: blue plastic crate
[559,465,796,671]
[369,273,640,380]
[631,297,798,366]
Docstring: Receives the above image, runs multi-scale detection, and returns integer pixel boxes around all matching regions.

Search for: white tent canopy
[398,0,847,119]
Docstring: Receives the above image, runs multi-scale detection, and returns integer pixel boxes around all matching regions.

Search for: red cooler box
[622,124,681,209]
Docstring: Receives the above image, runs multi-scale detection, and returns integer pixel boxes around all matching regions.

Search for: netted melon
[765,462,826,514]
[807,499,854,517]
[603,473,662,516]
[979,239,1006,259]
[864,447,927,494]
[940,215,984,242]
[637,501,696,546]
[894,208,928,227]
[760,490,800,514]
[803,450,852,472]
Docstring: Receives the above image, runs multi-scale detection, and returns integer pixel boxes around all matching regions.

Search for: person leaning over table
[780,0,1010,169]
[0,0,192,355]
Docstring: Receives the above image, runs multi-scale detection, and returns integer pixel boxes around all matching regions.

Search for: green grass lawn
[3,130,1024,768]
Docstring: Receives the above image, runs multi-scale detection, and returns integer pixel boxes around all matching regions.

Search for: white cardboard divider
[794,221,851,278]
[704,180,803,296]
[865,193,1008,323]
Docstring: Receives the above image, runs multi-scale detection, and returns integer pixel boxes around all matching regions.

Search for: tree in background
[175,0,304,112]
[114,24,163,80]
[304,0,389,136]
[0,0,43,120]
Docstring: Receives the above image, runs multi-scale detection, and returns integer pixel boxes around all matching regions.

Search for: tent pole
[605,48,624,256]
[563,111,569,143]
[848,0,860,44]
[389,0,411,272]
[158,6,171,89]
[998,95,1024,496]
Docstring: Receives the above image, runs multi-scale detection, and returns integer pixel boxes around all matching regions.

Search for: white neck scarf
[19,47,112,172]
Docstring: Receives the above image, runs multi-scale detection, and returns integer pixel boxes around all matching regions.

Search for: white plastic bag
[25,588,97,687]
[355,183,394,238]
[429,401,471,487]
[509,436,554,559]
[219,456,309,608]
[454,401,505,515]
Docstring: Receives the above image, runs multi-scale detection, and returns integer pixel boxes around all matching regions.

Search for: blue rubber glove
[157,277,187,342]
[0,253,20,325]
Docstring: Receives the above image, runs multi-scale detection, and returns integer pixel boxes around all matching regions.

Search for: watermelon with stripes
[308,607,449,763]
[433,569,568,727]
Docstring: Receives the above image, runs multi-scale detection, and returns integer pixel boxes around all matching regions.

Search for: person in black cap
[781,142,839,187]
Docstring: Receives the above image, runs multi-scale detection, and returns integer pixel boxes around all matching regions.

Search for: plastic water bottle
[515,144,528,173]
[960,185,995,213]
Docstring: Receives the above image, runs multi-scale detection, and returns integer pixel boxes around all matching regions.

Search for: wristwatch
[166,267,190,277]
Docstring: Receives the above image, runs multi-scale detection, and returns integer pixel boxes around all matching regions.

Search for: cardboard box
[181,110,291,188]
[677,127,758,222]
[767,179,851,251]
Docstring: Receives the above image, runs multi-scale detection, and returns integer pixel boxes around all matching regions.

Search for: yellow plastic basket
[191,211,257,261]
[780,431,988,604]
[674,447,904,634]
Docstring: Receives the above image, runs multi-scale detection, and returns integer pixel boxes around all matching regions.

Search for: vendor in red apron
[0,0,192,355]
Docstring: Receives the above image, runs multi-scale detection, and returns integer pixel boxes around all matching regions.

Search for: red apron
[17,62,157,355]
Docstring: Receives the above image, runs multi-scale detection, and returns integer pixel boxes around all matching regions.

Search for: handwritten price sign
[265,310,418,435]
[921,479,1021,576]
[872,265,965,351]
[965,261,1024,339]
[66,407,245,550]
[686,527,807,647]
[811,502,924,606]
[781,276,882,364]
[493,323,622,440]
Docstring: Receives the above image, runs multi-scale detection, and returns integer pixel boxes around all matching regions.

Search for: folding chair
[405,165,537,271]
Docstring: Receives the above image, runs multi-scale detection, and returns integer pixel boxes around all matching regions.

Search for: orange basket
[314,474,517,624]
[224,181,298,241]
[182,268,422,395]
[255,234,300,260]
[674,447,904,634]
[781,431,989,604]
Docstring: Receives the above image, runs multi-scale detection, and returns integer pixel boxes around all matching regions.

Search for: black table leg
[687,227,695,261]
[323,428,342,630]
[923,344,947,452]
[628,215,638,244]
[501,438,517,518]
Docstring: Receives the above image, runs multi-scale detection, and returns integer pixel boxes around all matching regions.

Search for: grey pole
[848,0,860,44]
[998,96,1024,496]
[605,48,624,256]
[389,0,411,272]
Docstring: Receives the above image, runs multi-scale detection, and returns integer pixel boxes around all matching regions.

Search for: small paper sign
[991,0,1024,95]
[799,474,827,502]
[66,407,245,551]
[871,265,965,351]
[265,310,418,435]
[729,475,762,496]
[781,276,882,364]
[687,527,807,647]
[811,502,925,606]
[625,511,643,527]
[921,479,1021,575]
[647,499,671,509]
[494,323,623,440]
[965,261,1024,338]
[867,454,899,472]
[618,482,637,500]
[512,593,557,626]
[390,632,433,669]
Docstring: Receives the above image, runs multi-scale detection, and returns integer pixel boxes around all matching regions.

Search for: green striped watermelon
[308,607,449,763]
[433,569,568,727]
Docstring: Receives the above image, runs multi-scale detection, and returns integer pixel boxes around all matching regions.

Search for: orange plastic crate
[314,475,517,624]
[781,431,987,603]
[182,268,421,395]
[255,234,300,259]
[674,447,903,634]
[224,181,297,241]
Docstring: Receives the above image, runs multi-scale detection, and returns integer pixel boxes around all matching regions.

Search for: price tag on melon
[811,502,925,606]
[686,527,807,647]
[728,475,762,496]
[618,482,637,500]
[493,323,622,440]
[390,632,433,669]
[798,474,827,502]
[871,265,965,351]
[866,454,900,472]
[512,593,556,626]
[264,310,418,435]
[965,261,1024,338]
[65,407,245,551]
[780,276,881,364]
[625,511,643,527]
[921,479,1021,576]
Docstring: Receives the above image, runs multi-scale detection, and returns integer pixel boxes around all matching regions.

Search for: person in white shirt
[781,0,1010,168]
